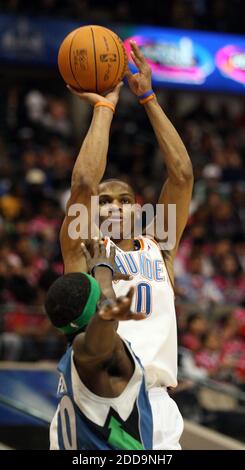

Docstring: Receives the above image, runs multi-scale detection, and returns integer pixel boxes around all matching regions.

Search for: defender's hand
[98,287,146,321]
[126,41,152,96]
[81,238,131,281]
[67,82,123,107]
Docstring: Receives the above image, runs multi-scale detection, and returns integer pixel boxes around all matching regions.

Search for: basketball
[57,25,128,94]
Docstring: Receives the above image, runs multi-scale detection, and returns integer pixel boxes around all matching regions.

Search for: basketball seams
[69,29,84,90]
[91,27,98,93]
[108,31,128,88]
[115,33,128,76]
[106,30,121,89]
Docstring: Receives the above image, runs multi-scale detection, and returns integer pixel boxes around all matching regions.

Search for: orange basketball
[58,25,128,94]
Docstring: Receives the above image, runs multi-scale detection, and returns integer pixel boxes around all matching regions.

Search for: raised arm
[73,278,144,394]
[60,84,122,274]
[127,42,193,259]
[73,282,139,366]
[68,85,123,190]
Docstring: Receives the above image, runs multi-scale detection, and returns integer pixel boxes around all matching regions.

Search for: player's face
[98,181,136,240]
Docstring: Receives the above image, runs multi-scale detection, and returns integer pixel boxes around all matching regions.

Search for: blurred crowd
[0,75,244,391]
[1,0,244,34]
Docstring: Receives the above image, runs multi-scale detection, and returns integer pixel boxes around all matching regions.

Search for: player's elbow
[64,176,96,214]
[71,175,95,194]
[173,161,193,186]
[180,164,193,183]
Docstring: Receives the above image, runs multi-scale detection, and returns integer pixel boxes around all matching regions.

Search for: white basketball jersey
[106,236,178,388]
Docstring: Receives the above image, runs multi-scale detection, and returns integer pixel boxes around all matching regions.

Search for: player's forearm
[94,267,116,301]
[144,97,193,184]
[83,267,117,357]
[83,312,117,359]
[71,106,113,189]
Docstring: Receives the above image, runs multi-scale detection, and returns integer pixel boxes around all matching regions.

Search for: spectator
[214,254,245,304]
[176,252,224,305]
[181,313,208,352]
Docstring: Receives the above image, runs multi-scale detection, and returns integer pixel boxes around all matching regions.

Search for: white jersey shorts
[149,387,184,450]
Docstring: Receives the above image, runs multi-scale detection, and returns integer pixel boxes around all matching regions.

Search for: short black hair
[45,272,92,329]
[99,179,135,198]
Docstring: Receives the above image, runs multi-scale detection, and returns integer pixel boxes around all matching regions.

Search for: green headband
[57,273,101,335]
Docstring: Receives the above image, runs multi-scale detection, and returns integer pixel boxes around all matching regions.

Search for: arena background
[0,0,244,450]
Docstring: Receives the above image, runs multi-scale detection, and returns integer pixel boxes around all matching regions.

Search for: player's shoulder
[142,235,175,289]
[142,235,170,258]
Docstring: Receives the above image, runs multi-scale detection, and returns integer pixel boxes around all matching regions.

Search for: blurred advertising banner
[0,14,77,66]
[121,26,245,92]
[0,367,58,425]
[0,14,245,92]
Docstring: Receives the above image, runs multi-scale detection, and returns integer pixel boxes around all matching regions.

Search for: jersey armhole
[143,235,176,297]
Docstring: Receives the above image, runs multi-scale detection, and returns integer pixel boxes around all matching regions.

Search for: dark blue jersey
[50,340,153,450]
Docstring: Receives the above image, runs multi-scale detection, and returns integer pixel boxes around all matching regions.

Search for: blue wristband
[138,90,154,100]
